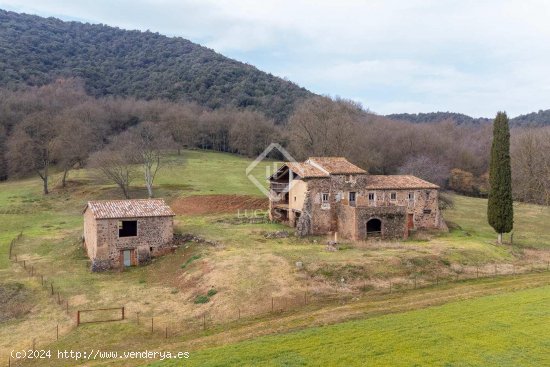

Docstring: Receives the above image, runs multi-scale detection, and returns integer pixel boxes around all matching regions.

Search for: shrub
[207,288,218,297]
[194,295,209,304]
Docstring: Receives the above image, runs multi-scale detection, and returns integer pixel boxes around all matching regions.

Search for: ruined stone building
[83,199,175,271]
[269,157,444,240]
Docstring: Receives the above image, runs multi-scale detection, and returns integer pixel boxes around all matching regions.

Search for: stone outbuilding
[269,157,445,240]
[83,199,175,271]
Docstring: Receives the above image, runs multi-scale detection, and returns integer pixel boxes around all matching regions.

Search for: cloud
[2,0,550,116]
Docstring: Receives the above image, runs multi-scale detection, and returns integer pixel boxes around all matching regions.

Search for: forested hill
[0,9,313,122]
[386,111,550,126]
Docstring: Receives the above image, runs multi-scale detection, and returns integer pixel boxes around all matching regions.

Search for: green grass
[445,194,550,249]
[150,285,550,367]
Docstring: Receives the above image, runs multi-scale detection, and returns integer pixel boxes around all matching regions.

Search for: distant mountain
[386,111,550,127]
[0,10,313,122]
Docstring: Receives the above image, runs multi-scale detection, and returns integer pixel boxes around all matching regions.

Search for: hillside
[1,150,550,366]
[386,111,550,126]
[0,10,313,122]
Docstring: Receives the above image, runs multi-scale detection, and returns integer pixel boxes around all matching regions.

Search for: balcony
[270,182,289,193]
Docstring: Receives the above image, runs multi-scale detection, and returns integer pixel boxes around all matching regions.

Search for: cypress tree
[487,111,513,244]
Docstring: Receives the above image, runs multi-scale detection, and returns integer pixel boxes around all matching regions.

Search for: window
[118,220,137,237]
[390,192,397,201]
[368,192,375,201]
[294,196,297,202]
[408,192,415,201]
[321,193,329,203]
[423,209,432,214]
[349,192,356,206]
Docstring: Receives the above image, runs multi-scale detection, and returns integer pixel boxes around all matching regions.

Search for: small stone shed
[83,199,175,271]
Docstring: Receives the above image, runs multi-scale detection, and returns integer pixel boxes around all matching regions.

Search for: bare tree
[88,147,138,199]
[53,115,96,187]
[399,155,450,187]
[122,121,174,198]
[7,112,58,194]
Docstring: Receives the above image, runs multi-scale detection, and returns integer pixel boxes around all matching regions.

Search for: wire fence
[5,232,550,366]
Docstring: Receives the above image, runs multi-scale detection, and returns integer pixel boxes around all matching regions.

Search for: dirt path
[171,195,268,216]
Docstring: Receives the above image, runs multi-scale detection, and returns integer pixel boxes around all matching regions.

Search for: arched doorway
[366,218,382,237]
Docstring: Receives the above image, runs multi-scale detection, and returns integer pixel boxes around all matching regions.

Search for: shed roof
[364,175,439,190]
[84,199,175,219]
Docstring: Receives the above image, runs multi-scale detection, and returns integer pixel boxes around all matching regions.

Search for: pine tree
[487,111,514,244]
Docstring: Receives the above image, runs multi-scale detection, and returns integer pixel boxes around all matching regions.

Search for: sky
[2,0,550,117]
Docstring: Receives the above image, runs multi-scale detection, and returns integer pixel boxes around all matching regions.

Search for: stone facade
[83,199,175,271]
[270,157,444,241]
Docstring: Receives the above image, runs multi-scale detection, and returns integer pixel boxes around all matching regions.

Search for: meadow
[0,149,549,366]
[150,284,550,367]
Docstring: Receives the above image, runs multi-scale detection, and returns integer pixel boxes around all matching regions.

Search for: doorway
[366,218,382,236]
[407,214,414,230]
[122,249,134,267]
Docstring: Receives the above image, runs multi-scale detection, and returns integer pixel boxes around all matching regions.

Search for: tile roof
[285,162,328,178]
[365,175,439,189]
[85,199,175,219]
[307,157,367,175]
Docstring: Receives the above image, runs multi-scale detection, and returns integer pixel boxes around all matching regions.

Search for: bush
[194,295,209,304]
[207,288,218,297]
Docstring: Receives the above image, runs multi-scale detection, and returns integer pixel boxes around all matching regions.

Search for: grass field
[149,284,550,367]
[0,149,549,366]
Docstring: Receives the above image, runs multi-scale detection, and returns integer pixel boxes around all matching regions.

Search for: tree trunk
[121,185,130,199]
[42,163,49,195]
[497,233,502,245]
[61,168,69,188]
[42,176,49,195]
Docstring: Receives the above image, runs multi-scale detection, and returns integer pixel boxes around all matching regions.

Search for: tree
[88,147,138,199]
[123,121,174,198]
[53,115,96,187]
[487,112,513,244]
[7,112,58,194]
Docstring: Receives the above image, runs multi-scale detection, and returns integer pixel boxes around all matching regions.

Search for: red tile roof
[365,175,439,189]
[85,199,175,219]
[307,157,367,175]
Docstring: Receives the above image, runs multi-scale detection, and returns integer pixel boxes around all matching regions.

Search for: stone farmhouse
[269,157,444,240]
[83,199,175,271]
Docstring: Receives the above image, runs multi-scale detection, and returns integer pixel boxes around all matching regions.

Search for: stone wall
[273,173,443,240]
[354,206,408,240]
[85,215,174,271]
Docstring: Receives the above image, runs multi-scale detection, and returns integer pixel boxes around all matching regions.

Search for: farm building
[83,199,175,271]
[269,157,445,240]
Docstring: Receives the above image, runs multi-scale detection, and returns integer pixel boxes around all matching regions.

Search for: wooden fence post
[121,306,125,320]
[137,312,140,325]
[414,276,417,289]
[77,311,80,326]
[66,300,69,314]
[51,283,54,295]
[23,260,26,269]
[389,281,392,294]
[56,324,59,340]
[238,308,240,320]
[151,317,154,333]
[203,314,206,330]
[165,325,168,338]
